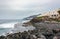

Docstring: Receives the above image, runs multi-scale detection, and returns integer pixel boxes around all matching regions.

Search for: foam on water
[0,22,18,35]
[0,22,17,28]
[0,20,35,36]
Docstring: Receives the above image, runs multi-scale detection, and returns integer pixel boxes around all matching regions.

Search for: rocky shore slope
[0,28,60,39]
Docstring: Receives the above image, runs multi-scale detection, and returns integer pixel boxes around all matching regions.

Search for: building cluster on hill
[38,9,60,19]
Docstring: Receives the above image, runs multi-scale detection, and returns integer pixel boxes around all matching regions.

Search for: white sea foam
[11,26,35,33]
[0,22,35,36]
[0,22,17,28]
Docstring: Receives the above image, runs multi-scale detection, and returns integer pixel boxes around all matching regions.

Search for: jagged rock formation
[0,29,46,39]
[0,28,60,39]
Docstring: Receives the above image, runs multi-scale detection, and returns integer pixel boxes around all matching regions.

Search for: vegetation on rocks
[30,16,60,23]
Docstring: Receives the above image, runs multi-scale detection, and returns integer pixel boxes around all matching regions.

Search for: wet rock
[53,33,60,39]
[0,35,6,39]
[42,30,54,39]
[1,28,59,39]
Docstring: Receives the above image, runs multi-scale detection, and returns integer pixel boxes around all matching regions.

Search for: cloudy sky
[0,0,60,19]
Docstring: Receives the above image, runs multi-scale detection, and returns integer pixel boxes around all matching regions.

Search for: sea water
[0,19,35,36]
[0,19,21,35]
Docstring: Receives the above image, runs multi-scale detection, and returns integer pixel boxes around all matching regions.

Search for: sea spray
[9,23,35,33]
[0,22,35,36]
[12,26,35,33]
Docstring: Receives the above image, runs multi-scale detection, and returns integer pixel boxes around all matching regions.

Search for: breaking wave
[0,22,17,28]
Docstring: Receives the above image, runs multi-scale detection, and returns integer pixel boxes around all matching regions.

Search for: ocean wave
[0,22,17,28]
[0,21,35,36]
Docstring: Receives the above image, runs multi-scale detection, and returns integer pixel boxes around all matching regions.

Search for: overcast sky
[0,0,60,19]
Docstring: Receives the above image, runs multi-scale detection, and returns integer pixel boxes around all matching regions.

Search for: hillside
[30,9,60,23]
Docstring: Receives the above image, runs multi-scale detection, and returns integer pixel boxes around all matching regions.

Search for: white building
[38,9,60,19]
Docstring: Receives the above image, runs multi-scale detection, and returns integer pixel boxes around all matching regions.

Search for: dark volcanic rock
[0,29,46,39]
[0,35,6,39]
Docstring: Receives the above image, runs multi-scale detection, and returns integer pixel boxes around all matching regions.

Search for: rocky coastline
[0,21,60,39]
[0,9,60,39]
[0,22,60,39]
[0,27,60,39]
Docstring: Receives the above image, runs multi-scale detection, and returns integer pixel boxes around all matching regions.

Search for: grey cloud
[0,0,60,19]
